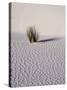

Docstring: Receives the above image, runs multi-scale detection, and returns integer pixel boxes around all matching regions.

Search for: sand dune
[10,32,65,87]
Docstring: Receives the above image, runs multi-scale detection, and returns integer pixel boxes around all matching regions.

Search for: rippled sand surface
[10,33,65,87]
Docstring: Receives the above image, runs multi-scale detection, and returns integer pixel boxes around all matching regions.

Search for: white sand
[10,33,65,87]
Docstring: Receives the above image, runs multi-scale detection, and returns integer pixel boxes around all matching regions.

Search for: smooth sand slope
[10,32,65,87]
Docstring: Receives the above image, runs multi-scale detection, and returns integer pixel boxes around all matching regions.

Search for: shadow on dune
[37,37,62,43]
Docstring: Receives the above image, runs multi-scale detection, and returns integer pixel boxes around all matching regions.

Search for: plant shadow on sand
[37,37,62,43]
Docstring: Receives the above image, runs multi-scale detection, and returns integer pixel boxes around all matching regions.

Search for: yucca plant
[27,26,39,43]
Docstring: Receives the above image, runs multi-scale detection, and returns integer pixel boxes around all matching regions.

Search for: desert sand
[10,32,65,87]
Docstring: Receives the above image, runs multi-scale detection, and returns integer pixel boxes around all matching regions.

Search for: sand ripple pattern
[11,33,65,87]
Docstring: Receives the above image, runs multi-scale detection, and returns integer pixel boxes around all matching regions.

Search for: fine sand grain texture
[10,32,65,87]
